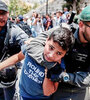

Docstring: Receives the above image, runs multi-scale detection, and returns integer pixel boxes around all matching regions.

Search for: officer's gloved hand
[47,67,69,82]
[47,64,64,82]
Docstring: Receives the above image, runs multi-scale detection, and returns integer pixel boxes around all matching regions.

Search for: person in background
[54,11,61,26]
[62,7,70,23]
[45,14,53,31]
[16,15,24,25]
[63,7,69,16]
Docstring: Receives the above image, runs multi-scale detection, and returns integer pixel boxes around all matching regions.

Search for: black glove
[47,64,64,82]
[50,71,69,82]
[47,64,69,82]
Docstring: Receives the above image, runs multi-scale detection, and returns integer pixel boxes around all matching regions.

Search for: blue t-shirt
[19,52,49,99]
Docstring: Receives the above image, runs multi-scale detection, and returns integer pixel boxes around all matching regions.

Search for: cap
[0,0,8,12]
[79,6,90,21]
[18,15,23,20]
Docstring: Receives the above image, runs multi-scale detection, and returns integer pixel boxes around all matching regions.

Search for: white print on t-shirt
[24,61,44,84]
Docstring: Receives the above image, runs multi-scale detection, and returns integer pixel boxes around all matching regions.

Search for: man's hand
[50,72,69,82]
[47,66,69,82]
[47,65,63,82]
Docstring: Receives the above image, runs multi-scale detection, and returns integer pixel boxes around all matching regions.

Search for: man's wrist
[59,72,69,82]
[63,74,69,82]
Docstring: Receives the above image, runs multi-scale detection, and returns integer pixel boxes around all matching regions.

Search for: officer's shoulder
[11,24,23,32]
[12,24,19,29]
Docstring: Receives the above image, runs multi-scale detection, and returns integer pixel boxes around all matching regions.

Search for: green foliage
[64,0,80,3]
[64,0,73,3]
[33,3,39,9]
[8,0,31,16]
[64,0,81,11]
[62,3,72,11]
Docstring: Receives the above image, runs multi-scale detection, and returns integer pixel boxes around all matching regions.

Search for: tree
[64,0,81,11]
[8,0,31,16]
[33,3,39,9]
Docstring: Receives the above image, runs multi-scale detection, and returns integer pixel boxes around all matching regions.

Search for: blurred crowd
[9,7,80,38]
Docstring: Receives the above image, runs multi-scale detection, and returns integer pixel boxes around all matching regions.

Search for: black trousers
[20,96,51,100]
[50,87,90,100]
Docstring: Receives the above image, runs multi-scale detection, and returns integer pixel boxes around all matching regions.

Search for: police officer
[51,6,90,100]
[0,1,29,100]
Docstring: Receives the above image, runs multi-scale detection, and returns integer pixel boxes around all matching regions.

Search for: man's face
[82,22,90,43]
[44,38,67,63]
[0,10,8,27]
[56,12,60,18]
[79,21,90,43]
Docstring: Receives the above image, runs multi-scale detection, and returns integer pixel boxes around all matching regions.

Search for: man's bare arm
[0,51,24,70]
[43,68,59,96]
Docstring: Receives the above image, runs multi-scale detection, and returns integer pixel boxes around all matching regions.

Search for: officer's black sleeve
[68,70,90,88]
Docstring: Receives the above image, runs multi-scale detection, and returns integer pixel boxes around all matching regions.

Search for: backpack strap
[4,21,12,47]
[1,21,12,62]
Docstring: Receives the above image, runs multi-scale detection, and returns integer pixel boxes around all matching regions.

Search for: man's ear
[79,21,85,33]
[79,21,84,28]
[7,12,9,17]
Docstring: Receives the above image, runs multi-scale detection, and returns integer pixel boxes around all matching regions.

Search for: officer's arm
[11,25,29,46]
[49,65,90,87]
[0,51,24,71]
[68,71,90,87]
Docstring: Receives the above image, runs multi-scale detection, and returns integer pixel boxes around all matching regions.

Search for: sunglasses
[83,22,90,27]
[0,11,7,15]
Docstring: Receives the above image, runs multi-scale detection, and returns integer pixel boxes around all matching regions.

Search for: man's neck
[79,30,88,43]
